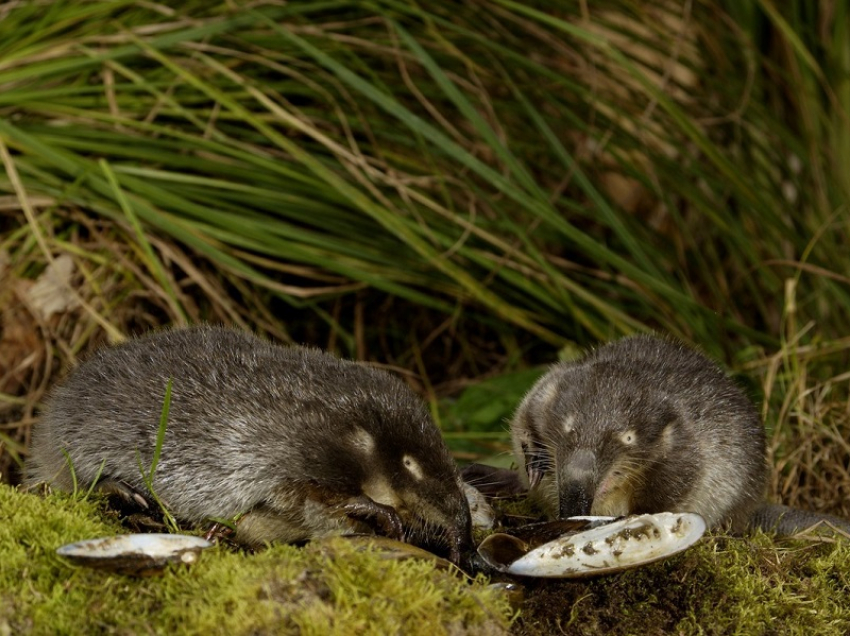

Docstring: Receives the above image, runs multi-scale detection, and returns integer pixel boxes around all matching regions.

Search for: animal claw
[203,521,235,543]
[333,496,404,540]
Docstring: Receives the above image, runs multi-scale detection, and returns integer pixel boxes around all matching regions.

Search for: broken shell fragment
[478,512,705,578]
[56,533,212,576]
[462,482,496,530]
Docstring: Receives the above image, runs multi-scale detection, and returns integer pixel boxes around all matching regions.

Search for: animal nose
[558,449,597,518]
[559,480,592,517]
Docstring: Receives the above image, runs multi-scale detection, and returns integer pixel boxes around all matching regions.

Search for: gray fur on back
[25,325,459,526]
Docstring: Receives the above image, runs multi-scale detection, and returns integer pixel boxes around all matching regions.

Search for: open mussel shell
[478,512,706,578]
[56,533,212,576]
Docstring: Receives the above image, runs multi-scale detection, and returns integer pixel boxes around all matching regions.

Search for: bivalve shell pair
[477,512,706,578]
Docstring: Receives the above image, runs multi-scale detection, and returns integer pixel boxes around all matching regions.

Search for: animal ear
[660,420,678,451]
[348,427,376,455]
[657,403,682,438]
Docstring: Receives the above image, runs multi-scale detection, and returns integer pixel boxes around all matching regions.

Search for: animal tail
[749,503,850,537]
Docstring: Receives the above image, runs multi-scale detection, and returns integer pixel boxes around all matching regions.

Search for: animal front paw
[331,496,404,540]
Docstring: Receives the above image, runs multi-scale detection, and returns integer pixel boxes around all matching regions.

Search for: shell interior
[56,533,212,575]
[482,512,706,578]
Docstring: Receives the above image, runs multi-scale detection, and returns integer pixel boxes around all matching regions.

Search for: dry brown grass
[735,277,850,520]
[751,343,850,519]
[0,210,523,482]
[0,207,291,483]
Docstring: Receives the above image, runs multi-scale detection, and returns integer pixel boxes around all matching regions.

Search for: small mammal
[511,334,850,534]
[26,325,473,563]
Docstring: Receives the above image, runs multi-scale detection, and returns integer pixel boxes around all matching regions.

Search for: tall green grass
[1,0,847,359]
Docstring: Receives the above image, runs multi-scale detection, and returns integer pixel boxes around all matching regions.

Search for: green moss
[513,532,850,636]
[7,483,850,635]
[0,485,512,635]
[467,485,850,635]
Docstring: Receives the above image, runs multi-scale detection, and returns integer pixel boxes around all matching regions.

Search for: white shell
[507,512,705,578]
[463,482,496,529]
[57,534,212,576]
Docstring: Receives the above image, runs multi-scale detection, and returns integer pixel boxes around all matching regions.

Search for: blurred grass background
[0,0,848,515]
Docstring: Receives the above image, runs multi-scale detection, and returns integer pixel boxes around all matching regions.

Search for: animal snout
[558,449,597,517]
[449,496,475,566]
[558,480,593,517]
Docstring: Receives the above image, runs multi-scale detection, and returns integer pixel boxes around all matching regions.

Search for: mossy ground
[4,485,849,636]
[0,485,512,635]
[512,533,850,636]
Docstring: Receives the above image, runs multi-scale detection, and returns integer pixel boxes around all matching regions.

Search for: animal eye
[402,454,424,480]
[619,430,637,445]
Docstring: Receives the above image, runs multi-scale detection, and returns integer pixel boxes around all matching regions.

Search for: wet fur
[26,325,472,557]
[511,334,768,531]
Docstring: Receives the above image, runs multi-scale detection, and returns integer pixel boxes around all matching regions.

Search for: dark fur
[512,335,768,531]
[26,326,472,559]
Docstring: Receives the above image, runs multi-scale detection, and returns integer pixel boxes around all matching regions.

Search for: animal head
[348,418,472,561]
[299,369,473,564]
[511,355,699,520]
